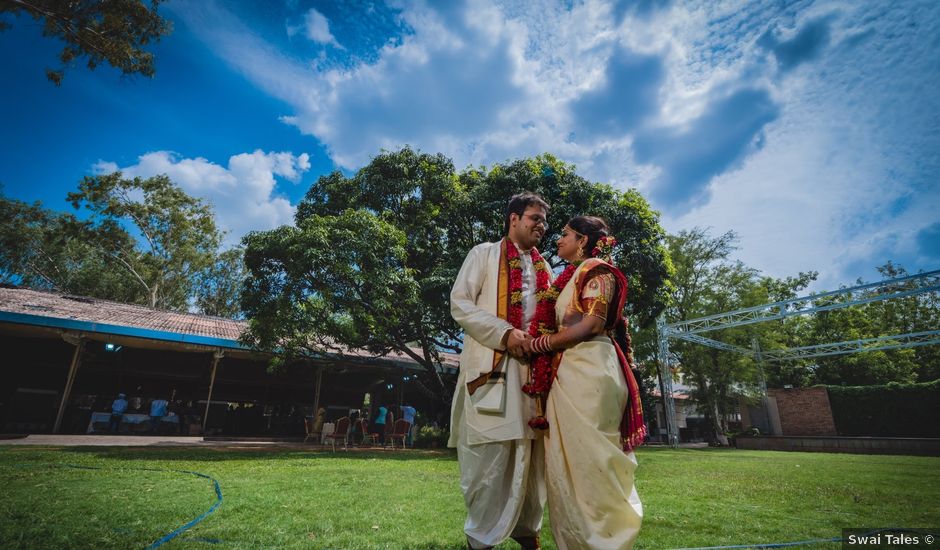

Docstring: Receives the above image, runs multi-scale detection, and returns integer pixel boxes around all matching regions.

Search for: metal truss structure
[654,269,940,447]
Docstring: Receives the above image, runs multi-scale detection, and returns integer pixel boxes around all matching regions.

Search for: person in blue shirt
[149,397,169,434]
[109,393,128,433]
[374,404,388,444]
[400,403,417,446]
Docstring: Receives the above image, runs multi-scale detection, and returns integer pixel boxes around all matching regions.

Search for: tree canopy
[66,172,222,310]
[640,228,817,444]
[0,190,140,300]
[788,262,940,386]
[241,147,672,396]
[0,174,243,317]
[636,227,939,444]
[0,0,171,85]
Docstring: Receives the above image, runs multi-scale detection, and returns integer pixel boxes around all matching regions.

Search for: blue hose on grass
[11,464,923,549]
[61,464,223,549]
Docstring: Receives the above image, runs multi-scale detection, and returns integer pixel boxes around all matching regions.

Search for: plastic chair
[303,418,321,444]
[358,419,380,447]
[323,416,350,452]
[386,419,411,449]
[382,411,395,443]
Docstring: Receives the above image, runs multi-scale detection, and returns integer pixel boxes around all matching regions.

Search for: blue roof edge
[0,310,247,350]
[0,310,457,373]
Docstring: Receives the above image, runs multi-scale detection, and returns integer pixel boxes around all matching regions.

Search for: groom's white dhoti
[449,240,546,549]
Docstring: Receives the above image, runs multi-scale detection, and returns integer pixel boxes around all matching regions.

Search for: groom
[449,192,550,550]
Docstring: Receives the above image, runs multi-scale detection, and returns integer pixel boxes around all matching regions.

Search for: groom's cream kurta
[449,240,546,549]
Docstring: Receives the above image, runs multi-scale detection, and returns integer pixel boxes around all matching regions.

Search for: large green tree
[799,263,940,385]
[1,174,242,315]
[194,246,246,319]
[0,190,143,301]
[657,228,816,444]
[241,148,672,397]
[67,172,222,310]
[0,0,171,85]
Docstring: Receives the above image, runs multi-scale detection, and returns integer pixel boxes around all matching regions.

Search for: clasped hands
[505,328,534,359]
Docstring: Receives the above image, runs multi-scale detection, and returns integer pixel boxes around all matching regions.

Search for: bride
[524,215,646,550]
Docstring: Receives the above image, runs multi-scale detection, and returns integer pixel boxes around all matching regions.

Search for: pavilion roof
[0,285,458,371]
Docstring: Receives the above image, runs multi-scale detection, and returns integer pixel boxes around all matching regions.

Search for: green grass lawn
[0,445,937,549]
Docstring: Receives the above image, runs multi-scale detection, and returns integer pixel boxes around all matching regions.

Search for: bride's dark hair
[566,216,609,258]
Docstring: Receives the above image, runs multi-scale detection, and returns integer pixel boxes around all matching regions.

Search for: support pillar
[53,333,85,434]
[312,364,323,415]
[656,315,680,448]
[398,369,404,409]
[751,337,767,396]
[202,350,224,435]
[750,337,781,434]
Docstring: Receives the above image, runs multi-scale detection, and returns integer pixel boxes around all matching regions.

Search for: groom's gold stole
[466,238,510,396]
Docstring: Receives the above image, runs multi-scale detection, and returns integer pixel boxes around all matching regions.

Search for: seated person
[109,393,128,433]
[149,397,169,434]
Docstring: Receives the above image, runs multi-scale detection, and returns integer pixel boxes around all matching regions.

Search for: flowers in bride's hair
[591,235,618,259]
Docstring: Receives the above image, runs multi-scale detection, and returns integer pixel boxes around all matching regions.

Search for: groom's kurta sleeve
[451,244,513,352]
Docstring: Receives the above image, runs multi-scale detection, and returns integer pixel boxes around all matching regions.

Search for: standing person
[373,403,388,444]
[524,216,646,549]
[109,393,128,434]
[449,192,551,550]
[400,403,416,447]
[149,396,169,434]
[311,407,326,437]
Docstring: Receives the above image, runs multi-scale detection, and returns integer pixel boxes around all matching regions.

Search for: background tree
[0,189,141,301]
[1,175,242,316]
[452,155,673,327]
[195,246,246,318]
[656,228,816,444]
[798,262,940,385]
[0,0,171,85]
[67,172,221,310]
[241,147,672,398]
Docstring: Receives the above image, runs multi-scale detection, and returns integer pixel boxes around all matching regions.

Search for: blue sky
[1,0,938,293]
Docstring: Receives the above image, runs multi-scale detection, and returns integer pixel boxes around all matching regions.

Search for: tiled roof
[0,286,459,369]
[0,286,245,341]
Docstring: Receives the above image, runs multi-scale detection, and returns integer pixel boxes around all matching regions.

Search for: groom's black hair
[504,192,549,234]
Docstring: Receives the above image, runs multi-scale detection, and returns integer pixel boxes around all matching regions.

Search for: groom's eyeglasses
[524,214,547,227]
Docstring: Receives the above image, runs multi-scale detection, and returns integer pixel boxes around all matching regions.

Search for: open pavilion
[0,285,457,438]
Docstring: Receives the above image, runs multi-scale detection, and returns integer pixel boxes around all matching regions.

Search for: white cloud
[96,150,310,246]
[91,161,119,175]
[170,0,940,289]
[288,8,343,49]
[665,1,940,290]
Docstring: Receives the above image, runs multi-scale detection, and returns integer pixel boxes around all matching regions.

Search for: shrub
[413,425,449,448]
[827,379,940,437]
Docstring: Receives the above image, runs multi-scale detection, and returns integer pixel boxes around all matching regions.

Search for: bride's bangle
[532,335,553,354]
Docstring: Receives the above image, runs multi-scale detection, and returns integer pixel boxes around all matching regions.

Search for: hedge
[827,379,940,437]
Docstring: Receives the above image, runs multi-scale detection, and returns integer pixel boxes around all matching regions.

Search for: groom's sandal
[511,535,541,549]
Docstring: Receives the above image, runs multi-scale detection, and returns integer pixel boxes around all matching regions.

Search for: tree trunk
[697,373,729,446]
[709,398,729,446]
[149,281,160,309]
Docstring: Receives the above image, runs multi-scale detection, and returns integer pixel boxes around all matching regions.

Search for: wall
[736,435,940,456]
[767,387,837,436]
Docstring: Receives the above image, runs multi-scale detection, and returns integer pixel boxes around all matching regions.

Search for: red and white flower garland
[504,241,579,429]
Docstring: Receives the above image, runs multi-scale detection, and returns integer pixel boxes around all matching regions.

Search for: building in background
[0,285,456,437]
